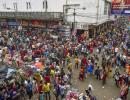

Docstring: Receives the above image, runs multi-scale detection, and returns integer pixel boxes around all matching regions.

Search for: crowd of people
[0,17,129,100]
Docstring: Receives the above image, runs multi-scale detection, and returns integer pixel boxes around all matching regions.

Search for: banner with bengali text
[111,0,130,15]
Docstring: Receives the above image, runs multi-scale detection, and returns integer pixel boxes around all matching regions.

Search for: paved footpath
[69,48,130,100]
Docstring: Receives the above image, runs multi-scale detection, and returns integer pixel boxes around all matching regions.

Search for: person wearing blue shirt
[26,80,33,100]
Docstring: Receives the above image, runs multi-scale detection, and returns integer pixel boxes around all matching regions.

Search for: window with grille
[13,2,18,10]
[43,0,48,9]
[26,2,31,9]
[3,3,6,9]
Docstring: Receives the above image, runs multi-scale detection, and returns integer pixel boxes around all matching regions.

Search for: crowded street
[0,16,129,100]
[0,0,130,100]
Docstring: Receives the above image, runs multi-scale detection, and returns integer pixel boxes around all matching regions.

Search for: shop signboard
[47,21,59,29]
[7,19,19,26]
[21,20,29,26]
[58,25,71,37]
[111,0,130,15]
[31,20,45,27]
[0,19,7,27]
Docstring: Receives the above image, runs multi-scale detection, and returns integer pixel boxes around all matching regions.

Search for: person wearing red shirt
[89,47,93,54]
[20,50,26,60]
[44,74,51,83]
[50,64,54,70]
[82,56,88,66]
[38,81,44,93]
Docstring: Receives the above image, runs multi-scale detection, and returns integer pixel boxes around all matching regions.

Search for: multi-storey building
[0,0,115,33]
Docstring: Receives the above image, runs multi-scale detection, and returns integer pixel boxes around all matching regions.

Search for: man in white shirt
[115,47,119,56]
[115,47,119,53]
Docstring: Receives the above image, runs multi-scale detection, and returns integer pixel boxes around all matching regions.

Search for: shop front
[7,19,20,28]
[21,19,29,27]
[88,20,115,39]
[0,19,8,29]
[30,20,45,28]
[47,21,59,29]
[88,25,97,38]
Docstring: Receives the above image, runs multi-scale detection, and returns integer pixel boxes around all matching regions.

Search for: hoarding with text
[111,0,130,15]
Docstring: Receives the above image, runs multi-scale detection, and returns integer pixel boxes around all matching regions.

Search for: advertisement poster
[111,0,130,15]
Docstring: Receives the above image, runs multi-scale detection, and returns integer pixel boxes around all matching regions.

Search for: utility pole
[45,0,48,34]
[63,0,68,24]
[108,2,110,21]
[65,0,68,23]
[73,8,76,31]
[15,5,18,28]
[72,7,86,33]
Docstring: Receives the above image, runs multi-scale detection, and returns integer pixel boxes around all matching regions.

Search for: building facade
[0,0,115,30]
[0,0,65,12]
[0,0,64,29]
[65,0,115,29]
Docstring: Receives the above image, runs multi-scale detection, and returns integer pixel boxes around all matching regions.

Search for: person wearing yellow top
[68,62,73,71]
[75,57,79,69]
[50,69,55,78]
[2,48,7,58]
[43,82,51,100]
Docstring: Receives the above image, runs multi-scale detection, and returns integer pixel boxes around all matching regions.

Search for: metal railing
[0,12,63,20]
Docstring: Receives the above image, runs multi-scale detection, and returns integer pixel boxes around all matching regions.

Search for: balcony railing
[0,12,63,20]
